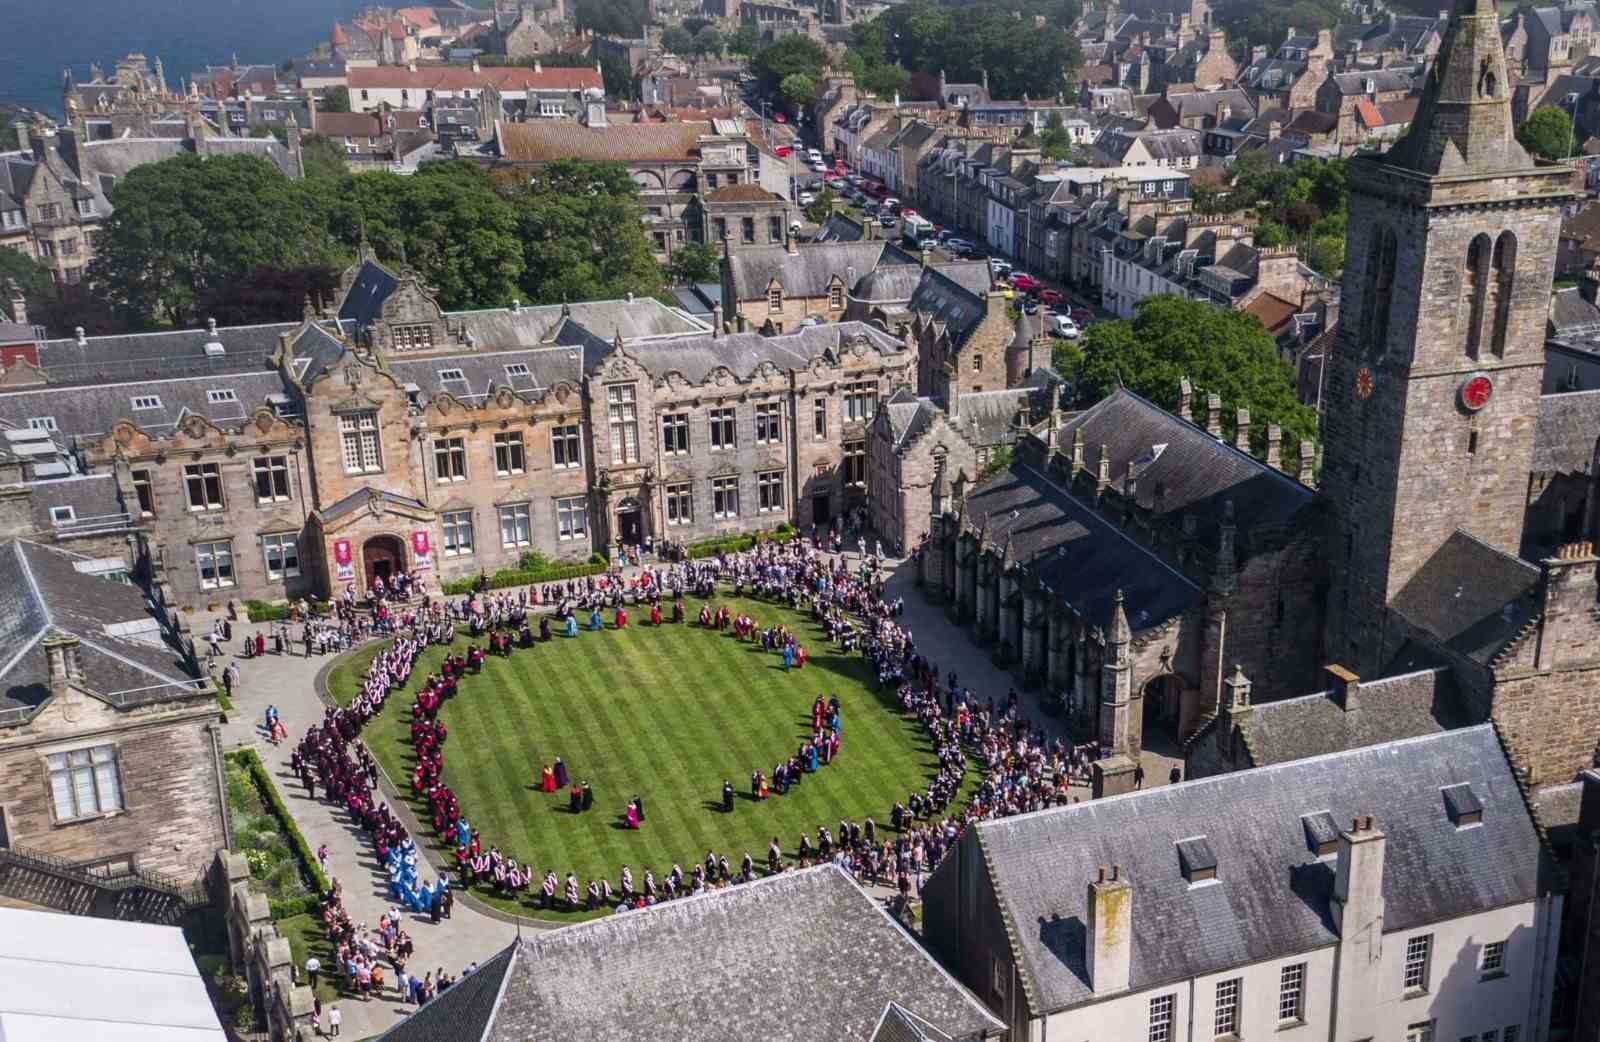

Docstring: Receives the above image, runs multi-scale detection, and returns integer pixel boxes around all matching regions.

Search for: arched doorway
[362,534,406,590]
[1142,674,1185,755]
[616,496,643,547]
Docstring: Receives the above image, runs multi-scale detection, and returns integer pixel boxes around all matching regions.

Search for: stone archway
[362,534,406,590]
[1141,673,1186,757]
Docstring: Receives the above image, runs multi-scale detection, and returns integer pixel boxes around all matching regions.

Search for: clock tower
[1320,0,1579,673]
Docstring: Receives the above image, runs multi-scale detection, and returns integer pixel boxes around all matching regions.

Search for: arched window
[1490,232,1517,357]
[1362,227,1397,359]
[1463,233,1491,360]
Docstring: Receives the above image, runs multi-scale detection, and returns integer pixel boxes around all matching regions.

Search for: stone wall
[0,704,227,880]
[215,851,315,1042]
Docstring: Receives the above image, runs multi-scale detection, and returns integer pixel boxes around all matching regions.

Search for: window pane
[94,754,122,811]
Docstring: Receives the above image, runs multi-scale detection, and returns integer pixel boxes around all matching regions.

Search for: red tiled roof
[704,184,784,203]
[1354,99,1382,129]
[497,120,706,162]
[348,65,602,92]
[1244,292,1299,333]
[332,21,350,45]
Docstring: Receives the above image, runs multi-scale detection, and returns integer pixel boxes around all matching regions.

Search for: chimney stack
[1265,423,1282,470]
[1177,375,1192,421]
[42,633,84,695]
[1086,865,1133,994]
[1326,664,1360,712]
[1330,811,1387,1042]
[1096,443,1111,493]
[1298,439,1316,486]
[1234,406,1250,453]
[1205,393,1222,438]
[712,302,722,337]
[6,279,24,327]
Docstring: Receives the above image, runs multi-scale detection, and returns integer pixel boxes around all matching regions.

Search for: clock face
[1460,374,1493,412]
[1355,367,1374,400]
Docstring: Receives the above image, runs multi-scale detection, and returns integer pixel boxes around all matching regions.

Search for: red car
[1010,274,1040,293]
[775,145,791,157]
[1036,288,1063,306]
[1070,306,1093,323]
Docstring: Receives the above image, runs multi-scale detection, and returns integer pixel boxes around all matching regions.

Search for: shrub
[268,893,320,919]
[439,560,607,596]
[227,749,330,897]
[233,1004,257,1031]
[243,599,289,623]
[517,550,550,571]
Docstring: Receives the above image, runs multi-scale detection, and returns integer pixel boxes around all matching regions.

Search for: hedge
[683,524,798,560]
[228,748,330,898]
[439,560,608,596]
[244,600,290,623]
[268,893,321,919]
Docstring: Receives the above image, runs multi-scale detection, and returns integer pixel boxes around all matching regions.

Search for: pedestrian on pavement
[327,1006,341,1037]
[1133,764,1145,790]
[1169,765,1182,785]
[221,662,235,701]
[316,843,328,872]
[305,954,320,990]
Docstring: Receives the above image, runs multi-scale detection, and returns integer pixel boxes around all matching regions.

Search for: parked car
[775,145,792,157]
[879,213,896,227]
[826,177,847,189]
[946,237,975,253]
[1020,297,1040,314]
[1010,274,1040,293]
[810,161,828,173]
[846,173,863,185]
[990,259,1013,278]
[1070,306,1094,323]
[807,148,822,161]
[798,191,816,205]
[1036,288,1063,306]
[1051,314,1081,339]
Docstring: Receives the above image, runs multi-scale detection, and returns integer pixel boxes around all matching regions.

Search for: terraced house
[0,251,911,608]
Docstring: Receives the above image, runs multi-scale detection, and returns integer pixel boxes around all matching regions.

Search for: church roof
[1054,388,1315,550]
[372,865,1001,1042]
[1389,530,1541,664]
[951,725,1542,1016]
[1532,388,1600,472]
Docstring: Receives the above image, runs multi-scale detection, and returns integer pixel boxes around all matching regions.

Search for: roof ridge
[1447,527,1541,577]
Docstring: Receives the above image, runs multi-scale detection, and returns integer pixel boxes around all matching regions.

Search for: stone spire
[1388,0,1531,175]
[1108,587,1131,648]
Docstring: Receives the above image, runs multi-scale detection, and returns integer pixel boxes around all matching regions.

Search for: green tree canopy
[319,86,351,113]
[727,24,760,55]
[88,152,342,327]
[779,72,817,110]
[0,249,54,320]
[1517,106,1575,160]
[753,35,829,95]
[667,241,721,284]
[660,25,695,54]
[804,187,835,224]
[496,159,664,304]
[574,0,648,36]
[693,25,724,56]
[1074,296,1318,469]
[872,0,1080,100]
[299,134,348,180]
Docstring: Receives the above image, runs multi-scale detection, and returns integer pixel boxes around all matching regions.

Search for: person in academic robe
[553,757,569,788]
[540,765,556,793]
[564,615,578,638]
[625,801,640,829]
[581,781,593,811]
[615,606,627,629]
[569,784,583,813]
[750,769,762,799]
[722,779,735,813]
[539,616,551,642]
[781,644,794,671]
[589,608,602,631]
[649,602,661,626]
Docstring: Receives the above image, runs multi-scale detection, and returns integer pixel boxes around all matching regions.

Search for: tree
[496,159,663,304]
[299,134,348,181]
[779,72,817,111]
[0,249,54,319]
[667,241,721,284]
[728,25,760,55]
[574,0,648,36]
[1518,106,1574,160]
[804,187,835,224]
[873,0,1080,100]
[660,25,694,55]
[319,86,351,114]
[1038,111,1072,161]
[752,35,829,94]
[693,25,724,56]
[88,153,342,327]
[1075,296,1318,469]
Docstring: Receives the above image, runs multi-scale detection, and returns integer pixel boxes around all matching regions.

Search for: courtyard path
[205,611,516,1041]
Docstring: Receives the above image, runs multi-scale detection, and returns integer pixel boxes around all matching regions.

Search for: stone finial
[1108,588,1131,645]
[1096,442,1111,492]
[1265,423,1282,470]
[1222,662,1252,713]
[1298,439,1316,486]
[1071,427,1085,474]
[1205,393,1222,438]
[1177,375,1192,421]
[1234,406,1250,452]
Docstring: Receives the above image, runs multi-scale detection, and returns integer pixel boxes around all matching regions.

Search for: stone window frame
[607,384,640,463]
[442,510,475,557]
[261,532,301,580]
[338,409,383,474]
[493,431,526,476]
[551,422,584,470]
[433,435,468,484]
[843,439,867,487]
[768,284,784,314]
[665,482,693,525]
[661,412,691,455]
[498,502,532,548]
[252,455,292,504]
[757,470,785,513]
[754,402,783,445]
[844,381,877,423]
[184,461,226,512]
[44,743,125,825]
[813,397,828,439]
[709,405,738,451]
[195,539,236,590]
[711,475,740,518]
[555,496,587,541]
[1213,977,1241,1039]
[131,468,155,518]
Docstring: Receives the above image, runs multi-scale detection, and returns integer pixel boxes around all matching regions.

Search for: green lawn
[329,596,961,920]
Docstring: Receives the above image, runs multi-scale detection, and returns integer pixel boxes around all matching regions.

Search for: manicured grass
[330,596,960,920]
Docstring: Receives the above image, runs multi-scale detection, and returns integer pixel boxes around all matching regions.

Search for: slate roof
[1550,286,1600,336]
[954,389,1032,447]
[374,865,1001,1042]
[959,724,1543,1014]
[725,241,902,299]
[1390,530,1541,664]
[390,344,582,400]
[612,322,904,384]
[1533,389,1600,472]
[907,266,996,348]
[0,370,292,444]
[1328,68,1417,94]
[883,394,939,449]
[0,539,201,718]
[703,183,785,203]
[373,945,515,1042]
[29,474,125,534]
[1054,388,1315,549]
[962,462,1203,632]
[1242,667,1471,766]
[497,120,705,162]
[35,321,335,386]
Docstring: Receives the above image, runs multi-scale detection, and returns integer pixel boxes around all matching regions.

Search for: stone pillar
[1092,754,1138,799]
[1098,590,1135,757]
[1021,593,1042,678]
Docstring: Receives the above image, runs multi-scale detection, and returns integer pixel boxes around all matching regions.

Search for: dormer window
[131,395,162,411]
[1300,810,1340,857]
[1441,783,1483,828]
[768,286,783,313]
[1175,835,1217,884]
[207,388,237,404]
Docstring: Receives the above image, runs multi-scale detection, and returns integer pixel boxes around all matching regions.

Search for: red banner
[334,538,354,582]
[411,529,432,571]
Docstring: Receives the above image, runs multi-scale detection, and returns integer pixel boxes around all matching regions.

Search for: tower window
[1363,227,1397,360]
[1468,429,1479,455]
[1490,232,1516,358]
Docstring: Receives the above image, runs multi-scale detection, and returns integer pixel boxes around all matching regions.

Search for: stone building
[0,250,917,607]
[699,184,794,251]
[719,239,915,333]
[922,725,1563,1042]
[0,537,225,881]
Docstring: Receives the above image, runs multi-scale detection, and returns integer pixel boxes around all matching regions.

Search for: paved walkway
[201,554,1179,1034]
[206,612,516,1041]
